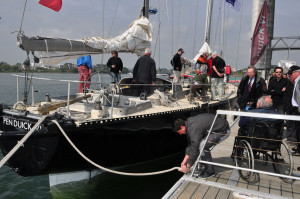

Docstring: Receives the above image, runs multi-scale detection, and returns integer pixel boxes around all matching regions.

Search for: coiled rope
[52,120,181,176]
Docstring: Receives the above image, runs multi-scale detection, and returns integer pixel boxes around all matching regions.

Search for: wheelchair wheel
[272,141,294,184]
[234,140,259,183]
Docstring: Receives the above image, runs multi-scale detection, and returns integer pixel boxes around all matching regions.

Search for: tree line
[0,62,131,73]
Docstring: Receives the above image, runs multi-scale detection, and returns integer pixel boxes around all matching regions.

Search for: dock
[163,112,300,199]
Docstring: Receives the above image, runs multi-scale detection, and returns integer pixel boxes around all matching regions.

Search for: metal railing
[191,110,300,182]
[13,74,96,117]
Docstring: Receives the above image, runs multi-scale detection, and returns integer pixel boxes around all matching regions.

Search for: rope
[192,0,199,56]
[19,0,28,32]
[212,3,221,50]
[108,0,120,37]
[100,0,105,65]
[153,0,166,59]
[52,120,181,176]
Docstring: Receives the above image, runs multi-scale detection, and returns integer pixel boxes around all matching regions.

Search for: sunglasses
[275,72,282,73]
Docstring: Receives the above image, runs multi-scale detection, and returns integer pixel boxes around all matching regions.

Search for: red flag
[250,1,269,66]
[39,0,62,12]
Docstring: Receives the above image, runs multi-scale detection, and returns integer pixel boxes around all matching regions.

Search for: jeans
[110,72,121,83]
[134,82,151,97]
[211,78,224,100]
[199,130,230,174]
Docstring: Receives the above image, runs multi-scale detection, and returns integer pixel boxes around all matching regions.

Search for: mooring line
[52,120,181,176]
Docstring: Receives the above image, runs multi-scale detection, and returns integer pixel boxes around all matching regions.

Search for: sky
[1,0,300,70]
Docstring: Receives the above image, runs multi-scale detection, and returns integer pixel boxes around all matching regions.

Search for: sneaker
[198,172,215,179]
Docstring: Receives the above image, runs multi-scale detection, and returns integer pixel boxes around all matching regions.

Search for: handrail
[217,110,300,121]
[191,110,300,182]
[12,74,94,84]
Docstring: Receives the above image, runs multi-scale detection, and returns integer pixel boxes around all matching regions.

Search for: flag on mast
[39,0,62,12]
[225,0,241,11]
[250,0,269,66]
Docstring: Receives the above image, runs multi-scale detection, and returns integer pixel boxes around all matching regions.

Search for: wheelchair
[233,119,294,184]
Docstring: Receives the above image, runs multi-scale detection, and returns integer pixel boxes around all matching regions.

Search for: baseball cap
[288,65,300,75]
[178,48,184,53]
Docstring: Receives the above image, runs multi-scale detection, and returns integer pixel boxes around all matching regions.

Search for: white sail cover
[19,16,152,65]
[191,42,212,64]
[83,16,152,56]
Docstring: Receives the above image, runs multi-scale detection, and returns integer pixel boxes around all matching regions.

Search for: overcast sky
[1,0,300,70]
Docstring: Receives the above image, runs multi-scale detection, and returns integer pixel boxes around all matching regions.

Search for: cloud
[1,0,300,70]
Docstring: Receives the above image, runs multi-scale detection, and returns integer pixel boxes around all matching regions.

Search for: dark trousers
[199,130,230,174]
[135,82,151,97]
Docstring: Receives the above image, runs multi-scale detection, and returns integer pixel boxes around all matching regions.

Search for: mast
[143,0,149,18]
[204,0,213,45]
[252,0,275,78]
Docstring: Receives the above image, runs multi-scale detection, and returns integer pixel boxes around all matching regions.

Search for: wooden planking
[270,179,281,196]
[237,177,248,189]
[171,180,191,199]
[190,184,210,199]
[293,183,300,199]
[216,171,231,199]
[258,178,270,194]
[227,192,234,199]
[202,186,220,199]
[178,182,199,199]
[247,180,259,191]
[293,192,300,199]
[202,174,221,199]
[281,182,293,198]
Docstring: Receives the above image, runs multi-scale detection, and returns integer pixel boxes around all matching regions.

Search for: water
[0,73,182,199]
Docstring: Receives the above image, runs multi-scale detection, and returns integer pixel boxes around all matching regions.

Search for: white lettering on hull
[3,117,42,131]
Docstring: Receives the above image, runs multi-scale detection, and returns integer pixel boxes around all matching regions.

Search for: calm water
[0,73,183,199]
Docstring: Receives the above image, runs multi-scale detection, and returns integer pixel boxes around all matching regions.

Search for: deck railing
[192,110,300,182]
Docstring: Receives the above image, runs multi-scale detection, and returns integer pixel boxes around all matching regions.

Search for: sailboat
[0,0,237,177]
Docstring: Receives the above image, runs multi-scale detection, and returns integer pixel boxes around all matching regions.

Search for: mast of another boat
[204,0,213,45]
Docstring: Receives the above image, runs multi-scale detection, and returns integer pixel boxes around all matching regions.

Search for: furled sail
[17,16,152,65]
[191,42,212,64]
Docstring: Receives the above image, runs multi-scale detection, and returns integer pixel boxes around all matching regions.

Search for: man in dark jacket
[285,65,300,155]
[237,66,267,109]
[171,48,184,83]
[107,51,123,83]
[267,66,289,113]
[211,51,226,100]
[133,48,156,97]
[173,113,230,178]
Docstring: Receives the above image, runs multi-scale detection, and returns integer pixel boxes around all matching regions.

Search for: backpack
[170,59,174,66]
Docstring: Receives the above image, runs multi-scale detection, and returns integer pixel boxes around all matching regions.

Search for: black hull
[0,99,235,176]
